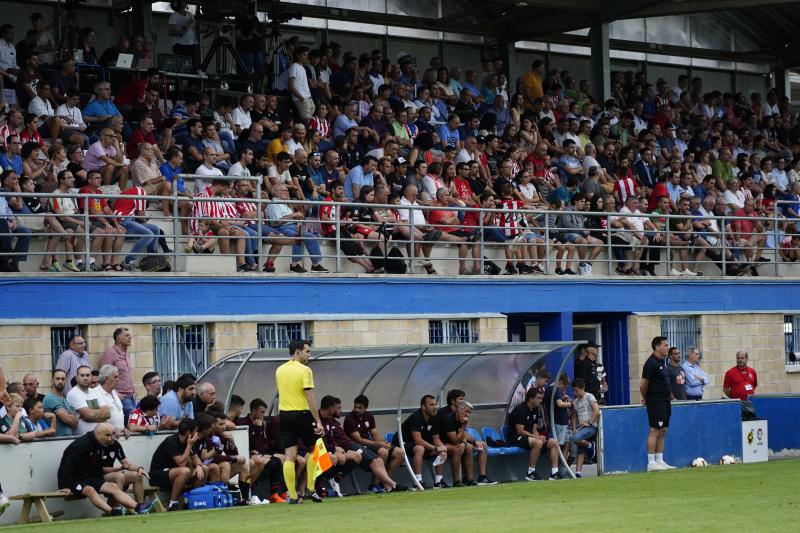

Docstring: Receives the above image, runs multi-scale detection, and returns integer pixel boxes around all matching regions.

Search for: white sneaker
[647,462,668,471]
[586,263,593,275]
[328,479,342,497]
[682,269,698,276]
[0,493,9,516]
[669,268,682,276]
[658,461,677,469]
[249,495,262,505]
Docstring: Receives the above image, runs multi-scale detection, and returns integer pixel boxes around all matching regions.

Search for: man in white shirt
[398,184,439,274]
[194,146,224,193]
[96,364,125,436]
[55,87,89,148]
[288,46,314,120]
[285,123,306,156]
[0,24,19,97]
[66,365,110,437]
[228,147,253,178]
[230,93,254,137]
[28,82,84,147]
[168,0,198,69]
[722,178,745,214]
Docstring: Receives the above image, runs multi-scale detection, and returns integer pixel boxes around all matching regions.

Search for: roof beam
[621,0,800,19]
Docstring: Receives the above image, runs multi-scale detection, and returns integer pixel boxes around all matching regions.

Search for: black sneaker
[289,263,307,273]
[287,498,303,505]
[524,472,541,482]
[307,491,324,503]
[564,268,578,275]
[167,502,181,512]
[477,475,497,486]
[532,265,546,275]
[549,472,563,480]
[432,480,449,489]
[452,480,465,488]
[464,479,478,486]
[505,265,518,275]
[110,507,127,516]
[391,483,409,492]
[555,267,564,275]
[311,263,329,272]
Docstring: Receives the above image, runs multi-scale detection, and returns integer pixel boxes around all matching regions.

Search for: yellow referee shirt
[275,359,314,411]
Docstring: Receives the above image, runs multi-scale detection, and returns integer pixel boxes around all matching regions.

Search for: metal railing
[1,185,797,277]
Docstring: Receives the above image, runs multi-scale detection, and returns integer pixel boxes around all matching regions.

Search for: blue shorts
[558,232,583,244]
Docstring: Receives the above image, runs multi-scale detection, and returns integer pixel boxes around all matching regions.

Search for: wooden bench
[10,486,165,524]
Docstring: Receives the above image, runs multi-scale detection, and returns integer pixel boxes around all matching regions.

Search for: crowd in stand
[2,11,800,275]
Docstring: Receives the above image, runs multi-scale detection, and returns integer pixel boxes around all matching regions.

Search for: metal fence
[1,184,797,276]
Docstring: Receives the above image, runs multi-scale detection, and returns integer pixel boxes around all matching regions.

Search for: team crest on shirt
[364,421,370,428]
[426,425,432,431]
[658,421,663,427]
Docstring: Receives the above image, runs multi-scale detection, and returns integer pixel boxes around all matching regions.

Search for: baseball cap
[476,135,486,144]
[586,340,601,349]
[394,157,408,166]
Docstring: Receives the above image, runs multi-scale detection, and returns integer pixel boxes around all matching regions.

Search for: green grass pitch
[3,460,798,532]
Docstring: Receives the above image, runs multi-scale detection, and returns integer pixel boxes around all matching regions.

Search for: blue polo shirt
[0,153,22,175]
[158,390,194,421]
[343,165,374,201]
[83,98,121,119]
[160,161,185,193]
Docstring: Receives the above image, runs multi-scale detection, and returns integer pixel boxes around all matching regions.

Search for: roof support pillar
[498,39,519,91]
[773,67,790,98]
[589,20,610,103]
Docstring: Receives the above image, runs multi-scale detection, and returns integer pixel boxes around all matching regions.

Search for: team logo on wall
[747,429,754,444]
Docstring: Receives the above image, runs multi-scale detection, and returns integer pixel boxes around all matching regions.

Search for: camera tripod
[264,22,289,87]
[201,30,251,82]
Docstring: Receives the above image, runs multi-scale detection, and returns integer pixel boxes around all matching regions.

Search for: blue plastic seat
[385,432,395,444]
[481,426,508,456]
[500,426,526,456]
[466,427,482,442]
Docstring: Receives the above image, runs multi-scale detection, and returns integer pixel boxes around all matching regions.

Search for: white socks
[655,453,663,463]
[414,474,422,482]
[647,453,656,465]
[434,475,443,483]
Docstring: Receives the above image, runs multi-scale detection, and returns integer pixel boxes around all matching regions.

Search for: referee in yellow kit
[275,339,325,503]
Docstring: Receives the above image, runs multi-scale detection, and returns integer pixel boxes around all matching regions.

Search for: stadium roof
[266,0,800,65]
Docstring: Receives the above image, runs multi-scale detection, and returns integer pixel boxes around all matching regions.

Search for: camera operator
[169,0,198,70]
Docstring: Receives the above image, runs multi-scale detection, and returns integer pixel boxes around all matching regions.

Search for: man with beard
[43,369,78,437]
[158,373,196,430]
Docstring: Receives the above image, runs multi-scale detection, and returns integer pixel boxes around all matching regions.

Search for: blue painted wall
[3,277,800,320]
[752,396,800,454]
[600,401,742,473]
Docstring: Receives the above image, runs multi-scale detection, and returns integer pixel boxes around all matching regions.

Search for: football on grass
[692,457,708,467]
[720,455,736,465]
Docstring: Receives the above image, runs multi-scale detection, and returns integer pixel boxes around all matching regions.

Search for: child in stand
[184,219,217,254]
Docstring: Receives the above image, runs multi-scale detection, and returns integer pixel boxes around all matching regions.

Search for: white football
[691,457,707,467]
[720,455,736,465]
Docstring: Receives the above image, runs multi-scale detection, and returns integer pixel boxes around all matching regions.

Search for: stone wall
[627,313,799,403]
[1,316,508,399]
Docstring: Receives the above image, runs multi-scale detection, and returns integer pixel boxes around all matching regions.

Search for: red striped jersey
[112,186,148,218]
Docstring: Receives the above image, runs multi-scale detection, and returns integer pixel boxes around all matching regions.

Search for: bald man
[58,423,154,515]
[22,373,44,403]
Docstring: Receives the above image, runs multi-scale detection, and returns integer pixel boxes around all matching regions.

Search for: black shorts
[366,442,398,458]
[62,476,105,494]
[646,398,671,429]
[511,434,533,450]
[149,468,173,490]
[349,444,378,471]
[402,442,439,459]
[279,410,318,450]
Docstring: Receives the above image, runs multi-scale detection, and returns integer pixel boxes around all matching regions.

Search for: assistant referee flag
[311,438,333,479]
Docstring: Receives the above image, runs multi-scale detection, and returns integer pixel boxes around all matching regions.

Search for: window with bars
[152,324,209,381]
[428,319,476,344]
[660,316,700,362]
[50,326,83,368]
[257,322,307,349]
[783,316,800,366]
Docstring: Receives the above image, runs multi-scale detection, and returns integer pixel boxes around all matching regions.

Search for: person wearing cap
[384,157,407,195]
[574,341,605,404]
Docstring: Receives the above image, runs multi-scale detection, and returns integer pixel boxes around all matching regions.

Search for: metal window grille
[784,316,800,365]
[50,326,82,368]
[660,316,700,362]
[428,320,475,344]
[257,322,306,349]
[152,324,209,381]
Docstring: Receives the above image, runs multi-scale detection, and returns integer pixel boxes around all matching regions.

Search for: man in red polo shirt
[723,350,758,400]
[428,188,477,274]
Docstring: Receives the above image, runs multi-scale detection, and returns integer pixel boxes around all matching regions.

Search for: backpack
[369,244,385,270]
[385,247,407,274]
[139,255,171,272]
[483,257,501,275]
